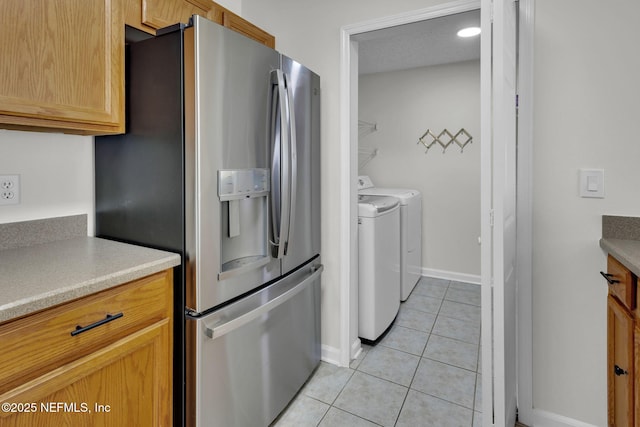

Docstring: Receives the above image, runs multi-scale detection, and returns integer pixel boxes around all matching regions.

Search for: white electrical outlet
[0,174,20,206]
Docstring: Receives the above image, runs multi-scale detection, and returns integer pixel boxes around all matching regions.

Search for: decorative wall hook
[417,128,473,153]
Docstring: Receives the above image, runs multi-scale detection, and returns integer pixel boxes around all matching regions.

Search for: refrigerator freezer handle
[204,265,323,339]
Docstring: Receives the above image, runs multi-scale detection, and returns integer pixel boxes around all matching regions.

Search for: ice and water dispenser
[217,168,270,280]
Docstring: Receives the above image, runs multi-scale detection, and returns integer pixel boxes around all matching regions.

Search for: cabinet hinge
[489,209,495,227]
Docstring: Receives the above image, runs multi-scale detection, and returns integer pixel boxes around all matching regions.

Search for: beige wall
[359,60,481,277]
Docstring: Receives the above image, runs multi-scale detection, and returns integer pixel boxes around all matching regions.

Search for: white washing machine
[358,175,422,301]
[358,195,401,341]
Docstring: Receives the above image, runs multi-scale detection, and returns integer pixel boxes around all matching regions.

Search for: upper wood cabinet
[0,0,124,135]
[140,0,223,32]
[0,0,272,136]
[130,0,275,49]
[222,10,275,48]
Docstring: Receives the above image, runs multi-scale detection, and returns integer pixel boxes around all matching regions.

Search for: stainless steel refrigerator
[95,15,321,427]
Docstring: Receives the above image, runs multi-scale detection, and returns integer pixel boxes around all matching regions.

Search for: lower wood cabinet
[606,254,638,427]
[608,294,634,426]
[0,270,173,426]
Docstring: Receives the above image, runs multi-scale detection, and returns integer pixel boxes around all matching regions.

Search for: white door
[480,0,518,426]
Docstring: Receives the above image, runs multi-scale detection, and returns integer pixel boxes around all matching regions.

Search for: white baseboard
[320,344,343,367]
[321,340,361,368]
[530,409,598,427]
[421,267,481,285]
[350,338,362,361]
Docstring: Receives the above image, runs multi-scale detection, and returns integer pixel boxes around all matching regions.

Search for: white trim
[350,338,362,361]
[339,19,353,368]
[532,409,599,427]
[342,0,482,33]
[479,0,494,425]
[320,344,343,367]
[339,0,481,370]
[421,268,481,285]
[516,0,534,424]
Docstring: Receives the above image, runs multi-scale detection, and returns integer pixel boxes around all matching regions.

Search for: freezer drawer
[189,260,322,427]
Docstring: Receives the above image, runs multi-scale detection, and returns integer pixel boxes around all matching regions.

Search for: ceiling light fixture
[457,27,481,38]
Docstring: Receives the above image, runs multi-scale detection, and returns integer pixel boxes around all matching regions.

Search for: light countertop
[0,237,180,323]
[600,238,640,278]
[600,215,640,276]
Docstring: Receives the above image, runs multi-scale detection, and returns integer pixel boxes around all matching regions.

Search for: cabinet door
[636,324,640,427]
[0,271,172,395]
[141,0,222,30]
[608,295,634,427]
[222,11,275,48]
[0,320,172,427]
[0,0,124,135]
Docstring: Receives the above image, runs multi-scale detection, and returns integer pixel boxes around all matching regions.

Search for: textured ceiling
[356,9,481,75]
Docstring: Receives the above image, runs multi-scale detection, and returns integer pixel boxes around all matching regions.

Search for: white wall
[359,60,480,277]
[531,1,640,425]
[0,130,94,234]
[215,0,241,15]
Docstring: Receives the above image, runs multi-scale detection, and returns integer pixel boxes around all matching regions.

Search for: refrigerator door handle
[204,265,323,339]
[270,69,291,259]
[284,74,297,256]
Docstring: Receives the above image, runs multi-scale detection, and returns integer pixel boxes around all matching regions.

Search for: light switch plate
[579,169,604,198]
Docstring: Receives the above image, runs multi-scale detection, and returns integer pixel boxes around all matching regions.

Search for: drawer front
[607,255,636,310]
[0,270,172,395]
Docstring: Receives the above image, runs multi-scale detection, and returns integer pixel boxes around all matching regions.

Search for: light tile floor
[272,277,482,427]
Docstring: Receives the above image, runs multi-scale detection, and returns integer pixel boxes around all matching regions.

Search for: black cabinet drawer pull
[600,271,620,285]
[71,313,124,336]
[614,364,628,376]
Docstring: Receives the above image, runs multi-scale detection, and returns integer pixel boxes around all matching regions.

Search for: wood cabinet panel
[0,270,173,425]
[635,324,640,427]
[608,293,635,426]
[0,320,171,426]
[134,0,273,48]
[608,255,636,310]
[222,11,275,48]
[141,0,222,30]
[0,271,171,395]
[0,0,124,134]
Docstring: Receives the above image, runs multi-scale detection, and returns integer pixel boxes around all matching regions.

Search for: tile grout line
[394,280,450,425]
[274,278,482,427]
[402,278,481,424]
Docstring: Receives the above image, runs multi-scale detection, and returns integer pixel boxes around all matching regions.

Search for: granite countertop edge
[600,238,640,278]
[0,237,181,323]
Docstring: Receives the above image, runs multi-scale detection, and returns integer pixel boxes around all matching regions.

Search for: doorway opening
[340,1,485,424]
[340,1,534,425]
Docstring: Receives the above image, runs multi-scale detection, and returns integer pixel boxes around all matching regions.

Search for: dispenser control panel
[218,168,270,201]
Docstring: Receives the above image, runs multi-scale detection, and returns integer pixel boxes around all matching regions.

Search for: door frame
[516,0,534,424]
[338,0,535,424]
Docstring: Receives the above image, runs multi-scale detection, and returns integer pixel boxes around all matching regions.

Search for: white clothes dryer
[358,175,422,301]
[358,195,401,341]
